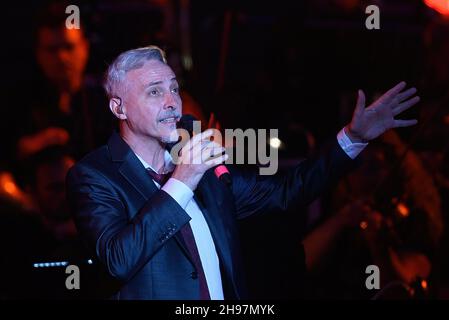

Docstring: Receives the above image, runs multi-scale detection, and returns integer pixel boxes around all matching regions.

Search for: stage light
[269,137,282,149]
[396,202,410,218]
[424,0,449,16]
[360,221,368,230]
[421,280,428,290]
[33,261,69,268]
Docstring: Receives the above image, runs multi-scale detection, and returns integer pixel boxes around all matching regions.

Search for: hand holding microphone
[170,121,229,191]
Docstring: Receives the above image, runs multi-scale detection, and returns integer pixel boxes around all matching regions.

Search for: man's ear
[109,97,127,120]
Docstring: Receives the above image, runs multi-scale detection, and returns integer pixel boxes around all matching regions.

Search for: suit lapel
[108,132,236,285]
[118,153,158,200]
[108,132,195,267]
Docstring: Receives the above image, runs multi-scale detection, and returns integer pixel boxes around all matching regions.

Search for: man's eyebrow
[146,77,178,87]
[146,80,163,87]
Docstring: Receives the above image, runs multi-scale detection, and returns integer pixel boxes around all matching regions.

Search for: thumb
[354,89,366,116]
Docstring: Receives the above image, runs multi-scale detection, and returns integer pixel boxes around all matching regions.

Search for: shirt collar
[135,150,175,173]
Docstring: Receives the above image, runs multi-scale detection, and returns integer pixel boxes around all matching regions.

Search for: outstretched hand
[345,81,420,143]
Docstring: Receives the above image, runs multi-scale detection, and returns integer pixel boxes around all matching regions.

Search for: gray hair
[103,45,167,99]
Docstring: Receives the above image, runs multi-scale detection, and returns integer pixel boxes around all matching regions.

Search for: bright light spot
[87,259,93,265]
[3,181,17,195]
[33,261,69,268]
[397,203,410,217]
[182,55,193,71]
[360,221,368,230]
[421,280,428,290]
[269,137,282,149]
[424,0,449,15]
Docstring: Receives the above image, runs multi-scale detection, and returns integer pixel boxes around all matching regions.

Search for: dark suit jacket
[66,131,355,299]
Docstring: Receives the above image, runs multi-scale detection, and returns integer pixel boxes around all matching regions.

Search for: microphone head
[168,114,232,186]
[165,114,198,152]
[177,114,198,136]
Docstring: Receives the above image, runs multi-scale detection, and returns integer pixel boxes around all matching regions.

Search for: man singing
[66,45,419,300]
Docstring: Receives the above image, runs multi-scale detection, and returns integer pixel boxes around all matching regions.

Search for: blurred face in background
[36,26,89,93]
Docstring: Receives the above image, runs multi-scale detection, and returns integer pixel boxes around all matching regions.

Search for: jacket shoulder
[67,144,113,183]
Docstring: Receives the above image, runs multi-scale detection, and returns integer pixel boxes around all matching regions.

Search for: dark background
[1,0,449,300]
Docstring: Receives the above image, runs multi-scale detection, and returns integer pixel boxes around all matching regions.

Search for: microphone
[172,114,232,186]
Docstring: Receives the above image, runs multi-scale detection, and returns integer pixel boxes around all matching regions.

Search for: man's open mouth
[159,116,180,124]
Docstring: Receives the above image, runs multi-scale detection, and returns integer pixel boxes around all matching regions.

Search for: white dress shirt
[135,152,225,300]
[337,128,368,159]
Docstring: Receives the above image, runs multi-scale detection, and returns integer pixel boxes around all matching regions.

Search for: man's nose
[163,92,177,110]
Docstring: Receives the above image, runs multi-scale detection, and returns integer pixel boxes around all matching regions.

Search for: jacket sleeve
[66,163,191,282]
[230,138,357,219]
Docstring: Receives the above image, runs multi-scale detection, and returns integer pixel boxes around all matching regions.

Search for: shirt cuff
[162,178,194,210]
[337,128,368,159]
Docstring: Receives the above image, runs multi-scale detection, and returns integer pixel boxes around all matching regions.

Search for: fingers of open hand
[396,87,417,103]
[393,119,418,128]
[392,96,420,116]
[378,81,407,104]
[354,90,366,116]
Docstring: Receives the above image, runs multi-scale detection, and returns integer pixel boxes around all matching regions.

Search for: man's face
[36,27,89,92]
[120,59,182,143]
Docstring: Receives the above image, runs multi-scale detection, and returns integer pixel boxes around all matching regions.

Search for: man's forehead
[128,60,177,85]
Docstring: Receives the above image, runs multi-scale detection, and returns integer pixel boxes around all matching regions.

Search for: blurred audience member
[4,1,113,169]
[303,130,443,299]
[0,146,94,299]
[23,146,77,245]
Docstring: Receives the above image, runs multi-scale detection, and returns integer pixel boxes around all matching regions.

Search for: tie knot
[146,168,172,185]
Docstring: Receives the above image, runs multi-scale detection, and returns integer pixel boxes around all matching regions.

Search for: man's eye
[150,90,159,96]
[172,87,179,94]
